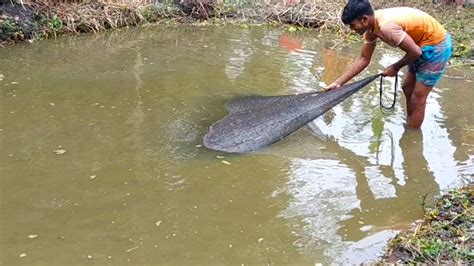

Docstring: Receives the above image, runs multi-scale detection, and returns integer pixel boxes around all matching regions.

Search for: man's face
[349,16,368,35]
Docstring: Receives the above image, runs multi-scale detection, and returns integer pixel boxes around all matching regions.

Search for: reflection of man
[325,0,452,129]
[320,42,352,126]
[338,129,439,242]
[322,42,351,85]
[279,33,303,52]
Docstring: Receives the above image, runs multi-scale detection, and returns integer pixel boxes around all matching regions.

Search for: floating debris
[89,175,97,180]
[195,144,202,148]
[155,220,162,227]
[221,160,231,165]
[27,234,38,239]
[11,81,19,85]
[0,74,4,81]
[19,253,27,258]
[125,246,139,253]
[87,255,93,259]
[53,149,67,155]
[359,225,373,232]
[258,238,264,243]
[49,103,55,106]
[216,155,225,159]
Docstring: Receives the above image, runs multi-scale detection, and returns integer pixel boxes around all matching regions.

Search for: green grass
[382,184,473,264]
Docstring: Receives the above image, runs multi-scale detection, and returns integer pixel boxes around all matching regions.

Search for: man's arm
[325,41,376,90]
[383,34,422,77]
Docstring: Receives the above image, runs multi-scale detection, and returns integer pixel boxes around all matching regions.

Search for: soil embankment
[382,182,473,264]
[1,1,472,60]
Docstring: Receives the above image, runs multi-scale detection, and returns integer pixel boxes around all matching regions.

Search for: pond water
[0,25,473,264]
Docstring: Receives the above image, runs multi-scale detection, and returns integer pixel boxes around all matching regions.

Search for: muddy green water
[1,26,473,265]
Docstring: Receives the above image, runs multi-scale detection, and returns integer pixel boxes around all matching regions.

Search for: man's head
[341,0,374,35]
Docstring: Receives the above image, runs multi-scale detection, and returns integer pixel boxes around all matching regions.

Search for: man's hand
[324,81,341,91]
[383,65,400,77]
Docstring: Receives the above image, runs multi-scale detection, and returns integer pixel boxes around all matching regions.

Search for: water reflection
[279,33,319,93]
[279,44,468,263]
[279,33,303,52]
[321,41,350,85]
[225,30,253,82]
[340,130,439,238]
[0,26,472,265]
[280,126,442,263]
[421,89,459,189]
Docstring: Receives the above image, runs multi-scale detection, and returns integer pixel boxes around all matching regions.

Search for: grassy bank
[1,1,473,59]
[382,181,474,264]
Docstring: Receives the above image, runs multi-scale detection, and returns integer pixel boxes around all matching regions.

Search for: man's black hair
[341,0,374,25]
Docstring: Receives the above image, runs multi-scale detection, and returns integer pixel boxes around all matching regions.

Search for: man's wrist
[392,63,402,71]
[334,79,344,86]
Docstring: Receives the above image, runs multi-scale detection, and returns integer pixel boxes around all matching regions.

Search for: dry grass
[2,0,472,54]
[33,1,145,33]
[260,2,345,33]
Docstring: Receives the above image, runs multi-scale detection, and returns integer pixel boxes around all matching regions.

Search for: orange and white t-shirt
[364,7,446,47]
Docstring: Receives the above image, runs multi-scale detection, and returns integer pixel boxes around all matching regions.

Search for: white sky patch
[279,158,359,262]
[282,48,318,93]
[225,33,253,82]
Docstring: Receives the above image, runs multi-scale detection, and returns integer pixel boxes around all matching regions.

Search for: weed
[47,14,63,37]
[382,185,473,264]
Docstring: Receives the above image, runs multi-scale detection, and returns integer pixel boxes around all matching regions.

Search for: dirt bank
[381,181,473,264]
[1,1,472,60]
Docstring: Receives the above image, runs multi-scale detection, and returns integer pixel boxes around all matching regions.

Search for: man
[325,0,452,128]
